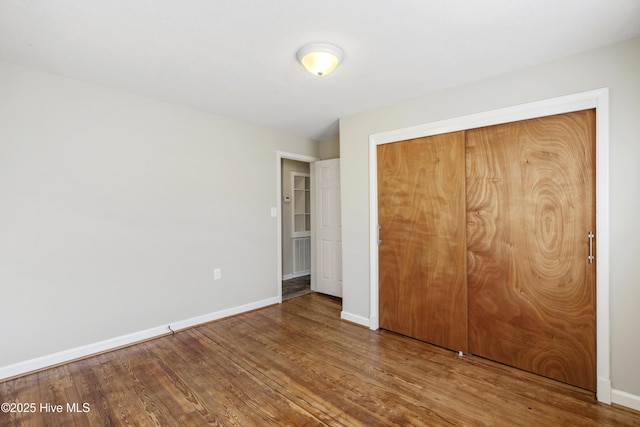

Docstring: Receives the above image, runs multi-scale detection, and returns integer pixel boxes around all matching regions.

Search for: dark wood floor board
[282,275,312,301]
[194,317,369,426]
[1,293,639,426]
[224,312,443,426]
[120,344,202,426]
[132,331,304,425]
[219,312,460,425]
[93,350,173,426]
[249,303,496,422]
[147,329,326,426]
[194,300,564,426]
[453,353,598,421]
[74,357,140,426]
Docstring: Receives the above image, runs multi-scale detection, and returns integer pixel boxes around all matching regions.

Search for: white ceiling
[1,1,639,141]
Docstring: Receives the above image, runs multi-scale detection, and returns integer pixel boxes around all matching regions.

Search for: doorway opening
[276,152,318,303]
[276,151,344,303]
[281,157,312,301]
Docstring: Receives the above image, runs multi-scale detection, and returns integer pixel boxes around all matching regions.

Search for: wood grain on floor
[1,293,638,426]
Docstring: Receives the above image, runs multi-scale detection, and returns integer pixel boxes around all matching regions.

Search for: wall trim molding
[0,296,279,381]
[368,88,613,405]
[612,389,640,412]
[341,310,370,327]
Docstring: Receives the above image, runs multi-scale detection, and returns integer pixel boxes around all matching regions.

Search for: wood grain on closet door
[466,110,596,391]
[378,132,467,352]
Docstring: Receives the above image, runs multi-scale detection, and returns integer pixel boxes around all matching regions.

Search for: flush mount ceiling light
[296,42,344,76]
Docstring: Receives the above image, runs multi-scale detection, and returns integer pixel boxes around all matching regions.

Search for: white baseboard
[598,377,612,404]
[341,310,370,327]
[0,296,279,381]
[282,274,294,281]
[369,314,379,331]
[612,389,640,412]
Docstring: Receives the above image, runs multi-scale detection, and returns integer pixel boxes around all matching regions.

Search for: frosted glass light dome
[296,43,344,76]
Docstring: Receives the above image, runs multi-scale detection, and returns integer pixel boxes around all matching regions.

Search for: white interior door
[314,159,342,297]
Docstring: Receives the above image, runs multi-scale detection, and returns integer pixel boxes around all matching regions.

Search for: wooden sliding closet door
[466,110,596,391]
[378,132,467,352]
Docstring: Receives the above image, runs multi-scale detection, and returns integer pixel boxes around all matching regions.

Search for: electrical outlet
[214,268,221,280]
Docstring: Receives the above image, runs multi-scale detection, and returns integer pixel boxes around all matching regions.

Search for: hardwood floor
[1,293,639,426]
[282,275,311,301]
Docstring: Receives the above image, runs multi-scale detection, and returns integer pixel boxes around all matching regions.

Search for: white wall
[0,60,318,369]
[339,37,640,399]
[318,136,340,160]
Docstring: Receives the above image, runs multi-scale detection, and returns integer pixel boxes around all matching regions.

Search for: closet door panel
[466,110,596,391]
[378,132,467,352]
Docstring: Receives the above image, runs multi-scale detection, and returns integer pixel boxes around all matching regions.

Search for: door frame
[276,151,319,303]
[368,88,611,403]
